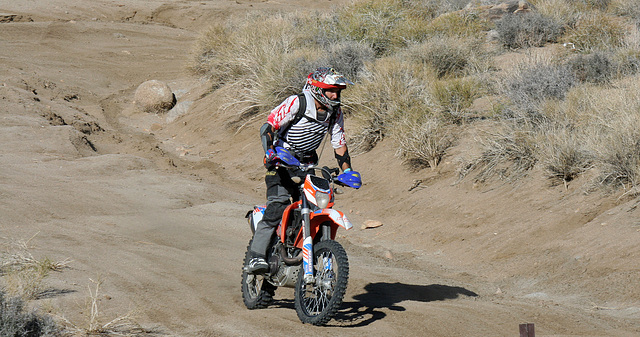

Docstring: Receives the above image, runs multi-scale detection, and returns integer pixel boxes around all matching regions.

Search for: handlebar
[272,147,361,189]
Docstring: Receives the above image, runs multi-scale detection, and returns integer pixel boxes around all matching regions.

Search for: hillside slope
[1,0,638,336]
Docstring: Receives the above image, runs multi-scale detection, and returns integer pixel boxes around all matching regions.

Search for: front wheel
[241,240,276,309]
[294,240,349,325]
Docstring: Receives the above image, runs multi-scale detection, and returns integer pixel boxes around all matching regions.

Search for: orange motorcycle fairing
[277,200,302,242]
[285,208,352,249]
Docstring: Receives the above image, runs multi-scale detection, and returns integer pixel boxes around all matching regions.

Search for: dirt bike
[242,147,361,325]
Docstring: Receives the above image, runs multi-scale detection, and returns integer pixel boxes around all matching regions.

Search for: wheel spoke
[294,240,349,325]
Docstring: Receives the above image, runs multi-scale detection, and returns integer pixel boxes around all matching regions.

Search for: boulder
[133,80,176,113]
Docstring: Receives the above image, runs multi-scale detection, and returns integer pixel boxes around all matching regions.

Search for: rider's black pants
[249,167,300,258]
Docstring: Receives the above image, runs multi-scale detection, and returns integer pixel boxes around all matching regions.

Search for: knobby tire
[294,240,349,325]
[241,240,276,309]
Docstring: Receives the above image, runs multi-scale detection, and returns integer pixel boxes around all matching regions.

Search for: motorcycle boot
[246,257,269,274]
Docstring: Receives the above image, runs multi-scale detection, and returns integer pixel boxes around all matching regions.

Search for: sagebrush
[190,0,640,188]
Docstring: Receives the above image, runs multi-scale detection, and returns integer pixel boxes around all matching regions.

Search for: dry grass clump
[189,13,315,120]
[614,48,640,76]
[327,0,432,56]
[325,0,476,56]
[467,74,640,188]
[458,124,538,183]
[395,118,456,170]
[0,235,67,336]
[431,77,484,123]
[572,80,640,192]
[57,278,149,337]
[462,98,587,186]
[425,9,491,39]
[1,234,70,300]
[410,37,474,78]
[315,41,375,82]
[610,0,640,26]
[562,11,632,52]
[532,0,583,27]
[346,57,433,152]
[534,120,593,185]
[595,120,640,190]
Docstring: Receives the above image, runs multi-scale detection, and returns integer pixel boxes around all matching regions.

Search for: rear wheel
[294,240,349,325]
[241,240,276,309]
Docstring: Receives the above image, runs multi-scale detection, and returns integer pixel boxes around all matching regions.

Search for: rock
[361,220,383,230]
[133,80,176,113]
[466,0,534,21]
[0,13,33,23]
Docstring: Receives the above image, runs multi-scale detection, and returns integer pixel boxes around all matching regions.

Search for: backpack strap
[279,93,337,140]
[279,93,306,138]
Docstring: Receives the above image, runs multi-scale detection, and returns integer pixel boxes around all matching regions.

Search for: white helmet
[303,67,353,108]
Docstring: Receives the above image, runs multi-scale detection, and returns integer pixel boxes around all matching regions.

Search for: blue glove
[265,148,277,164]
[335,169,362,189]
[275,147,301,166]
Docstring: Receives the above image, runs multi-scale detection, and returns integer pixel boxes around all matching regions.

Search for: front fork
[301,201,334,284]
[301,206,314,284]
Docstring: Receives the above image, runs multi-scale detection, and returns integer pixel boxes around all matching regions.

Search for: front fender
[310,209,353,230]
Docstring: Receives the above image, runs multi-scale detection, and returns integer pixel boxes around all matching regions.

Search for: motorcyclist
[246,67,358,274]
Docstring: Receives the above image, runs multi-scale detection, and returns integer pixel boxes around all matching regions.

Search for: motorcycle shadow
[332,282,478,327]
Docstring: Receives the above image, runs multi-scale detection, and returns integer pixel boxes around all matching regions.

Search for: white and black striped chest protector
[284,117,330,154]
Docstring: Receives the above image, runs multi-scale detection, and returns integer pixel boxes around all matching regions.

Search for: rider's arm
[334,145,351,172]
[262,95,301,153]
[260,123,275,153]
[267,95,301,131]
[330,108,351,172]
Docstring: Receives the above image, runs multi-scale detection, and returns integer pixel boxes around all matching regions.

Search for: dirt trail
[1,1,639,336]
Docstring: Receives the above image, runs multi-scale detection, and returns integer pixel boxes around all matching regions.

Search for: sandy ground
[1,1,639,336]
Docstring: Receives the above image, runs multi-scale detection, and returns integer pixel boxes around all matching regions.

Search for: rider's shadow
[332,282,478,327]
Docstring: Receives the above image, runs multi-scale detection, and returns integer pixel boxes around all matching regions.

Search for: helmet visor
[323,73,354,87]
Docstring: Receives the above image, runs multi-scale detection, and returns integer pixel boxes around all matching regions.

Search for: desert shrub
[579,82,640,190]
[494,12,564,49]
[188,23,235,79]
[562,12,631,52]
[611,0,640,27]
[567,52,615,83]
[535,122,593,184]
[502,61,575,117]
[533,0,583,27]
[426,9,491,39]
[395,118,456,170]
[316,41,375,83]
[595,117,640,189]
[431,77,484,122]
[407,36,493,79]
[460,124,539,182]
[419,39,469,78]
[562,0,611,11]
[0,290,60,337]
[326,0,434,56]
[191,12,379,120]
[546,80,640,190]
[347,57,433,152]
[614,48,640,76]
[414,0,470,17]
[190,13,311,116]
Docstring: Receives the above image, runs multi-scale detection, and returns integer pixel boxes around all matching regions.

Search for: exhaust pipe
[280,245,302,265]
